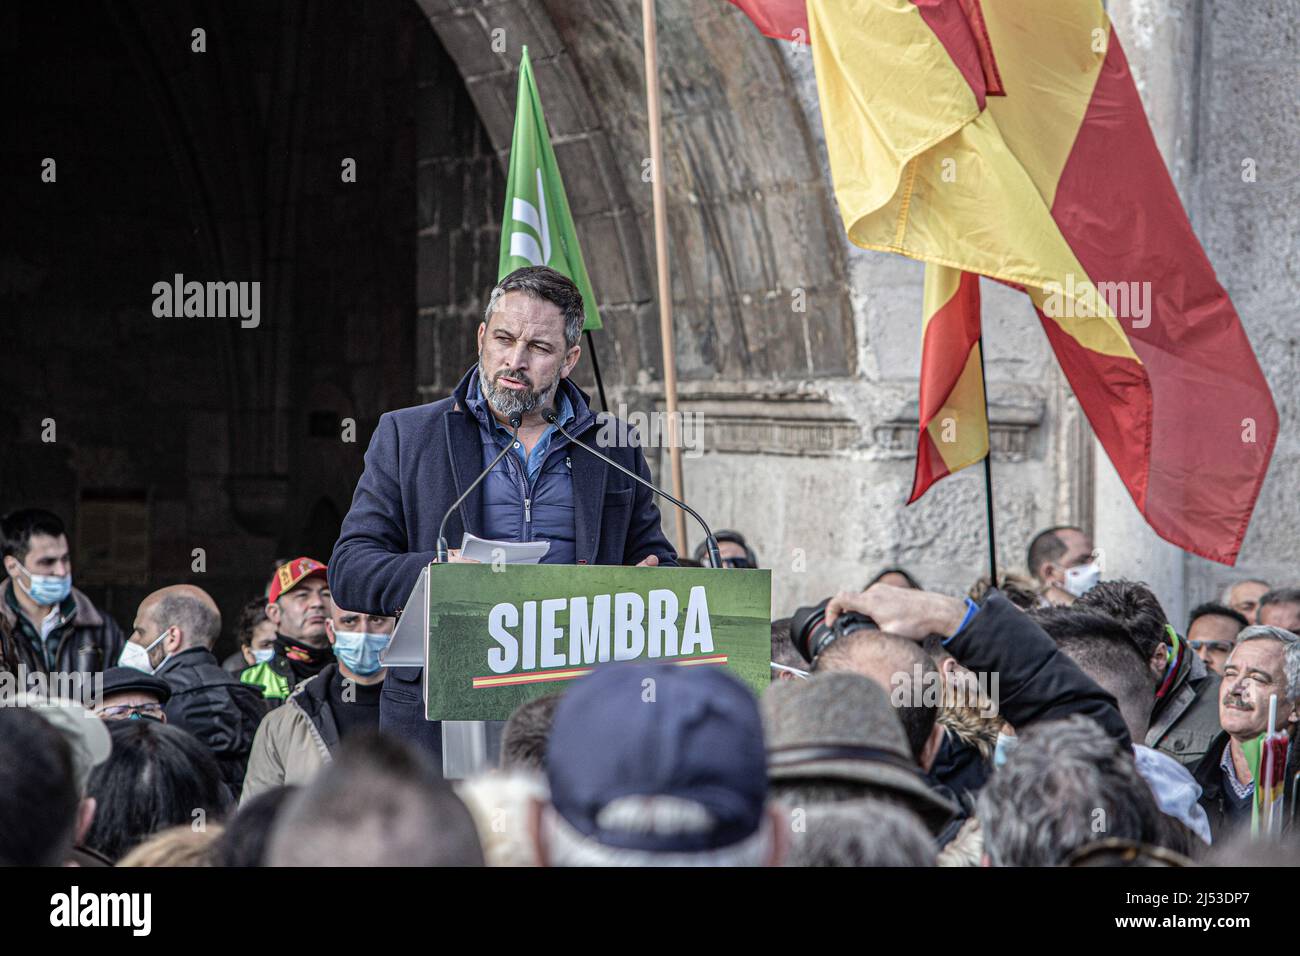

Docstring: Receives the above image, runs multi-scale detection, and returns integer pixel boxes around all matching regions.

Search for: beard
[478,355,560,420]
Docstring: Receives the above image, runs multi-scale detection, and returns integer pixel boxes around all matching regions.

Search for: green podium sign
[402,564,771,721]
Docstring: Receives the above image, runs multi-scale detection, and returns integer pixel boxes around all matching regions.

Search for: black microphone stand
[436,412,522,563]
[543,408,723,569]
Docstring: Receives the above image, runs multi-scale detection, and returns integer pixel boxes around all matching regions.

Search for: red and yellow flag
[725,0,809,42]
[1243,723,1291,836]
[736,0,1277,564]
[910,265,987,501]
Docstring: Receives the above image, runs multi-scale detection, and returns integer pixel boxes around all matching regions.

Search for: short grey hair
[484,265,585,349]
[1221,579,1270,606]
[976,715,1163,867]
[782,799,936,867]
[540,797,774,867]
[153,593,221,650]
[1231,625,1300,699]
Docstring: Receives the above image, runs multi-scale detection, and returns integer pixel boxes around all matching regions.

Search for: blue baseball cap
[546,663,768,853]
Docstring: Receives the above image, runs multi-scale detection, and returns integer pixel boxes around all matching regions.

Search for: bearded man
[329,266,677,766]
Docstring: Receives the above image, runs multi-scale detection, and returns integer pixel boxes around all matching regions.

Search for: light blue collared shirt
[478,381,575,484]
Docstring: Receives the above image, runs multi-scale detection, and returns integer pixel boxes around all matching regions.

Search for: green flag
[499,46,601,331]
[1241,732,1262,833]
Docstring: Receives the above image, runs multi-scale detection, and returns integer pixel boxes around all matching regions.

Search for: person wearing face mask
[0,509,124,682]
[120,585,267,795]
[240,599,395,802]
[221,597,277,677]
[93,667,172,722]
[240,557,336,704]
[1025,525,1099,606]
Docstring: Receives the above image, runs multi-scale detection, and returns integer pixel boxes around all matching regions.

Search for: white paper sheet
[459,533,550,564]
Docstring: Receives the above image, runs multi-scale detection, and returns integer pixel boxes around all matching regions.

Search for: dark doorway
[1,0,490,649]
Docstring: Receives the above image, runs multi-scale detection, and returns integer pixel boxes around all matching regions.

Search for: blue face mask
[331,630,391,676]
[252,646,276,664]
[14,562,72,606]
[993,731,1019,768]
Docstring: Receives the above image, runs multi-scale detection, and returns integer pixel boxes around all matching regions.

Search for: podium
[382,563,772,778]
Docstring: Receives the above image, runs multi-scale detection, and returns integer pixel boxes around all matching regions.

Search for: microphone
[542,407,723,569]
[436,411,523,563]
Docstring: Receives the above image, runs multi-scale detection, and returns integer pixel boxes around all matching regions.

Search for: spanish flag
[1242,711,1291,836]
[735,0,1276,564]
[910,265,987,501]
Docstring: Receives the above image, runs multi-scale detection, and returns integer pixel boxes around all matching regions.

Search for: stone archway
[413,0,857,398]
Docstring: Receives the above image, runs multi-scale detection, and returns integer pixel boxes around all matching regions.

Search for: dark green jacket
[1146,650,1223,767]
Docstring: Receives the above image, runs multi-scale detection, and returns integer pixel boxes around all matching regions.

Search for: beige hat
[761,671,958,833]
[22,693,112,794]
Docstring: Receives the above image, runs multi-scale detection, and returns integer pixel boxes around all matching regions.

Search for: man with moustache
[329,266,677,766]
[241,557,336,705]
[1192,625,1300,839]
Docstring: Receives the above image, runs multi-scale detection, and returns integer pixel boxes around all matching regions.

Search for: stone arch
[414,0,856,395]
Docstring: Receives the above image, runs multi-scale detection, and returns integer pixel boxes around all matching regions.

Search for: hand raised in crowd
[824,583,969,641]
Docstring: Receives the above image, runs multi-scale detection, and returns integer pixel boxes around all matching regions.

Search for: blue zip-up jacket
[466,369,578,565]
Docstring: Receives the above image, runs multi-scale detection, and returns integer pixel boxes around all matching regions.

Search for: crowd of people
[1,507,1298,868]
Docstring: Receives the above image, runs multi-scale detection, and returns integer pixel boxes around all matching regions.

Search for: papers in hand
[459,533,550,565]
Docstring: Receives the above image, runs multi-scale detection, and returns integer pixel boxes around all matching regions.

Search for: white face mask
[119,628,170,674]
[1063,561,1102,598]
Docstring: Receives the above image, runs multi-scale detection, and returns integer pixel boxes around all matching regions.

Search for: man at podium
[329,265,678,764]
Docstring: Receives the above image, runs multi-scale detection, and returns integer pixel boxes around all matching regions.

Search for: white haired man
[1192,625,1300,839]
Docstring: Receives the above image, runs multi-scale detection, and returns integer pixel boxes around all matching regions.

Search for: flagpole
[641,0,689,555]
[978,333,998,589]
[583,329,609,412]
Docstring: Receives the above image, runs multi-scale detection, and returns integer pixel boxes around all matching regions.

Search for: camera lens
[789,599,877,663]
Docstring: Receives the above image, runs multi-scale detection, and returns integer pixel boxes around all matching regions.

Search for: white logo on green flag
[499,47,602,331]
[509,170,551,267]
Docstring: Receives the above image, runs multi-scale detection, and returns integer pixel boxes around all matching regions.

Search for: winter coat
[329,367,678,770]
[241,664,342,803]
[946,591,1132,747]
[1192,728,1299,841]
[155,646,268,795]
[1147,649,1223,767]
[0,579,125,679]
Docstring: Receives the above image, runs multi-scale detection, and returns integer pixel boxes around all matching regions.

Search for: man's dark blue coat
[328,367,678,767]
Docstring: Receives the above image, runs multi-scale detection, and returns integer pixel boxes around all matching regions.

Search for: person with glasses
[93,667,171,722]
[1187,602,1249,677]
[693,529,759,569]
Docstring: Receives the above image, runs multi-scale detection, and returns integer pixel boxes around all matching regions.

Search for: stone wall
[9,0,1289,642]
[2,0,424,651]
[414,0,1067,616]
[415,0,1299,620]
[1096,0,1299,628]
[1178,0,1300,611]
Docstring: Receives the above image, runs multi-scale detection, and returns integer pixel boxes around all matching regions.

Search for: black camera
[789,598,877,663]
